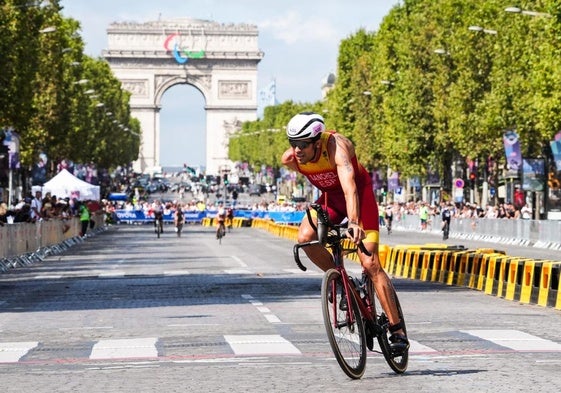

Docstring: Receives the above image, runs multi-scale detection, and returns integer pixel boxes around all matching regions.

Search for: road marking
[224,269,251,274]
[461,330,561,351]
[163,270,191,276]
[243,294,282,324]
[283,269,322,275]
[98,271,125,277]
[90,338,158,360]
[224,335,301,355]
[231,255,247,267]
[34,275,63,279]
[264,314,282,323]
[409,340,439,353]
[0,342,38,363]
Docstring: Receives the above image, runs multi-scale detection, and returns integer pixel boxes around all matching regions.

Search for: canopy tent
[42,169,100,201]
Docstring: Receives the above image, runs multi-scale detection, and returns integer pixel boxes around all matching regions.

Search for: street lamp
[39,26,56,34]
[468,26,498,35]
[505,6,551,18]
[434,48,450,55]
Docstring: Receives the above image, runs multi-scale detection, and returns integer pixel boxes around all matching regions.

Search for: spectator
[520,203,532,219]
[30,190,43,221]
[78,201,91,237]
[0,202,8,226]
[418,201,429,230]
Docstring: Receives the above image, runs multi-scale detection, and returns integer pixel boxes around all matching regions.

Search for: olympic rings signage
[163,33,205,64]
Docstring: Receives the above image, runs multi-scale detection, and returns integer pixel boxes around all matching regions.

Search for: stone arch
[103,18,263,174]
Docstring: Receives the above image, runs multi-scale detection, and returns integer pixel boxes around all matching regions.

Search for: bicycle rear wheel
[370,280,408,374]
[321,269,367,379]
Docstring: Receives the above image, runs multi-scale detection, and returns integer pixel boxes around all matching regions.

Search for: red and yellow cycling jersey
[293,131,379,239]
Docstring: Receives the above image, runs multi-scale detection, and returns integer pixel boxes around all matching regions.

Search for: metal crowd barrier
[392,214,561,250]
[0,214,106,273]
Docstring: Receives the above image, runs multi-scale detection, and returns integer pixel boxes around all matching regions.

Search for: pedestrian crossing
[1,330,560,364]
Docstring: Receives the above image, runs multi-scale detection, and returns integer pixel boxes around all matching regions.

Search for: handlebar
[293,206,372,271]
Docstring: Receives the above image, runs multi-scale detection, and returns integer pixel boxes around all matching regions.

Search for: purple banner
[503,130,522,171]
[551,131,561,172]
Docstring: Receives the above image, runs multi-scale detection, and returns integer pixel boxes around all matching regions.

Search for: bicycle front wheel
[321,269,367,379]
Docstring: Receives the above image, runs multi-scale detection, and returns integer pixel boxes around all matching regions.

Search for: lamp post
[467,25,498,207]
[505,7,551,18]
[468,25,498,35]
[38,26,56,34]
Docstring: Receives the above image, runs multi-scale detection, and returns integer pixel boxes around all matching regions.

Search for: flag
[503,130,522,171]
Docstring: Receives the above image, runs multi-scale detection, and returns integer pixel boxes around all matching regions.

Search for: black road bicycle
[154,216,163,238]
[293,203,409,379]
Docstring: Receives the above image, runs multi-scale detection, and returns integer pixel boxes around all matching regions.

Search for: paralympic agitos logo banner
[163,33,205,64]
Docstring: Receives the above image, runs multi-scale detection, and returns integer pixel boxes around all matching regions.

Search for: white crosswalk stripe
[90,337,158,360]
[225,335,301,355]
[0,342,38,363]
[461,330,561,351]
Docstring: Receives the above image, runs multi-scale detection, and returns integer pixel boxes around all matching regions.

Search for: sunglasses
[289,140,313,149]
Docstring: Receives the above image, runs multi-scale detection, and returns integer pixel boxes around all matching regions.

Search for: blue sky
[61,0,399,167]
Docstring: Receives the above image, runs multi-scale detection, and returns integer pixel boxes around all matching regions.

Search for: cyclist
[281,111,409,354]
[226,206,234,232]
[152,199,164,234]
[215,202,226,239]
[385,203,394,234]
[441,202,452,240]
[174,203,185,236]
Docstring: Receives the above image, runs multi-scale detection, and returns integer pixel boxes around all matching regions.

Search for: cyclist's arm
[332,135,362,243]
[281,148,299,171]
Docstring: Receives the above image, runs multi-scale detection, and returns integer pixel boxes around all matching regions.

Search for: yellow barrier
[519,260,536,304]
[247,220,560,310]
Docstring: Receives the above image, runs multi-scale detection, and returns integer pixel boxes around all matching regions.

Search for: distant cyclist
[385,203,394,234]
[174,203,185,237]
[215,203,226,239]
[281,111,409,354]
[152,199,164,234]
[441,202,452,240]
[226,206,234,232]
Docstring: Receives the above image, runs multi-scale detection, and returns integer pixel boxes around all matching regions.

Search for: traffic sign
[455,178,465,188]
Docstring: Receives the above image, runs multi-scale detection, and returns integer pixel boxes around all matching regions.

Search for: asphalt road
[0,223,560,393]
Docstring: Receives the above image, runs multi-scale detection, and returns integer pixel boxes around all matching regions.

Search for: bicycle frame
[323,228,377,334]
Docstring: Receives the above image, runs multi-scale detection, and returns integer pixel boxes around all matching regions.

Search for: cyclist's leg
[359,240,408,351]
[296,212,335,272]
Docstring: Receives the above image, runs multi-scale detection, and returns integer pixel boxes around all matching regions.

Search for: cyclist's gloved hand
[347,224,364,244]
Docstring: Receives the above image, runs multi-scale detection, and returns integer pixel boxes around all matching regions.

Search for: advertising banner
[503,130,522,172]
[522,158,545,192]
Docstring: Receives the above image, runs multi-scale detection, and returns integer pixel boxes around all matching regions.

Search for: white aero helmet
[286,112,325,140]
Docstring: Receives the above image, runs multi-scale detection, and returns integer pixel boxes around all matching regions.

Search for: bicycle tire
[217,225,225,244]
[371,281,408,374]
[321,269,367,379]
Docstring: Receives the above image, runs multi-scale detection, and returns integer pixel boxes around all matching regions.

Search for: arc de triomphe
[102,18,263,174]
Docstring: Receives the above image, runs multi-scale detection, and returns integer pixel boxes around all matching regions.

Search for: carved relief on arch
[121,79,149,97]
[218,80,251,99]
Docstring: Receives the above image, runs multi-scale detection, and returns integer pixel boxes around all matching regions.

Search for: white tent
[42,169,100,201]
